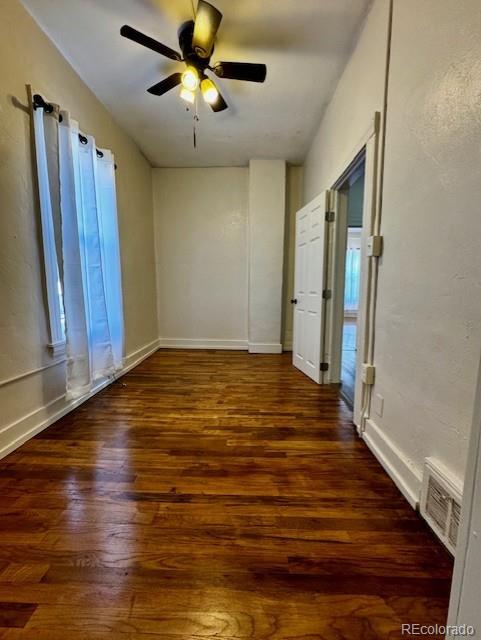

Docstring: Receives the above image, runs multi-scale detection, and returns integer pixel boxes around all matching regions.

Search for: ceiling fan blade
[147,73,183,96]
[120,25,181,61]
[214,62,267,83]
[209,85,228,113]
[192,0,222,59]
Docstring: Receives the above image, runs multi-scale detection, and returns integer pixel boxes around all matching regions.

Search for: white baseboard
[0,338,160,461]
[158,338,248,350]
[158,338,284,354]
[248,342,283,354]
[362,418,422,509]
[123,338,161,371]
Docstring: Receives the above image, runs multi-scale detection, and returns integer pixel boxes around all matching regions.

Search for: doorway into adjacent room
[339,162,365,407]
[292,125,375,427]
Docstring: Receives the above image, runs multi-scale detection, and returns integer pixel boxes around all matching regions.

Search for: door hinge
[367,235,383,257]
[325,211,335,223]
[361,363,375,385]
[322,289,332,300]
[320,362,329,372]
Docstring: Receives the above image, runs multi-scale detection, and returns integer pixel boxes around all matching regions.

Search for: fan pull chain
[193,91,200,149]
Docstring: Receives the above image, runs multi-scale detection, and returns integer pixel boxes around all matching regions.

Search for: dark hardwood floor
[0,350,453,639]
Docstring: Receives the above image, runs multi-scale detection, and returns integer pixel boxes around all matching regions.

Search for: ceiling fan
[120,0,267,113]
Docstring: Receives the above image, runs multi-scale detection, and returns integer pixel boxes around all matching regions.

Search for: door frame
[324,112,381,429]
[447,357,481,636]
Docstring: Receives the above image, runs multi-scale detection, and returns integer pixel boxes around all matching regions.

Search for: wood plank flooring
[0,350,453,638]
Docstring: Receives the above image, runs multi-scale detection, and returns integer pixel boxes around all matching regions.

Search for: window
[344,228,362,315]
[32,94,124,398]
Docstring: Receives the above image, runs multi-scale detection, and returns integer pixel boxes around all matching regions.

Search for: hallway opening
[339,161,365,407]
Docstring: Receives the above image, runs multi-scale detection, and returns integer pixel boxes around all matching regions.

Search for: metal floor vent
[420,458,462,555]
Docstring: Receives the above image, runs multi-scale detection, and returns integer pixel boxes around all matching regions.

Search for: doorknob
[290,298,298,305]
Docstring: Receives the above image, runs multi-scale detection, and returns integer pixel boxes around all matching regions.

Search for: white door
[292,191,330,383]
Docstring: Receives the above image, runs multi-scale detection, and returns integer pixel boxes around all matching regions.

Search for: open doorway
[339,162,365,407]
[292,117,378,426]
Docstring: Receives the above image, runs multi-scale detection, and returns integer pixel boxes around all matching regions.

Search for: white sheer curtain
[58,113,91,397]
[32,105,64,353]
[33,101,124,399]
[93,144,124,371]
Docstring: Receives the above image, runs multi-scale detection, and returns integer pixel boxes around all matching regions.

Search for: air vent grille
[421,458,462,555]
[426,476,450,531]
[449,499,461,548]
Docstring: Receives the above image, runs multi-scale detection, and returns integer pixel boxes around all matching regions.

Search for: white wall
[371,0,481,487]
[248,159,286,353]
[153,168,249,349]
[153,165,298,351]
[303,0,389,201]
[303,0,481,501]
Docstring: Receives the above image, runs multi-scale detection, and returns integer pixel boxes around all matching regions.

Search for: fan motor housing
[178,20,212,70]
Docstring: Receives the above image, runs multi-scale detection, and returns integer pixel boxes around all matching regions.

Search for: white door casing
[324,120,379,428]
[292,191,330,383]
[447,358,481,638]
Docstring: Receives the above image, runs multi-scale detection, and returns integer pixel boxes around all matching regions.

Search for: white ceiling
[22,0,371,167]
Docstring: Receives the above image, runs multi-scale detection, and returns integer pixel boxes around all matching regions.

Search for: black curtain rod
[33,93,63,122]
[33,93,117,170]
[33,93,53,113]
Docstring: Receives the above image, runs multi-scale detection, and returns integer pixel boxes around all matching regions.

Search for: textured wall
[372,0,481,483]
[153,165,298,349]
[302,0,481,491]
[248,159,286,352]
[0,0,158,455]
[153,168,249,346]
[303,0,389,200]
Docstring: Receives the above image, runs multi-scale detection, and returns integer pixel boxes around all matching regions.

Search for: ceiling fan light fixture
[120,1,267,116]
[180,87,196,104]
[201,78,219,105]
[181,66,200,91]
